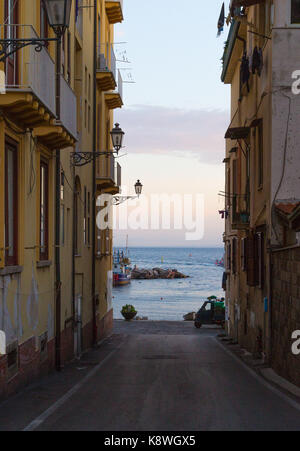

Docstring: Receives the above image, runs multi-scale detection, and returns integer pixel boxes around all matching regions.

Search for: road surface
[0,321,300,431]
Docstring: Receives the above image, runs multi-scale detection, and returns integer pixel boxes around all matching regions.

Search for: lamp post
[70,123,126,166]
[110,123,125,153]
[112,180,143,205]
[0,0,72,62]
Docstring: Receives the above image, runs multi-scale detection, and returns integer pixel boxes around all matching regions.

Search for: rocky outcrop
[131,267,189,280]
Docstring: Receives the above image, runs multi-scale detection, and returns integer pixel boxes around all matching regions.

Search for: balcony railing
[96,44,116,80]
[116,70,123,100]
[60,75,77,139]
[0,24,56,115]
[98,153,121,187]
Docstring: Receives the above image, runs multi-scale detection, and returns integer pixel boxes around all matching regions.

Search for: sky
[113,0,231,248]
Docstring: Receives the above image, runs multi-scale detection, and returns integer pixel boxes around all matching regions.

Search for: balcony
[231,196,250,230]
[105,0,124,24]
[105,70,123,109]
[0,25,56,128]
[34,75,77,149]
[96,153,121,195]
[0,25,77,149]
[96,44,117,92]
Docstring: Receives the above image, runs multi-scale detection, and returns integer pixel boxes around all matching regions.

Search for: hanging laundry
[252,47,263,76]
[241,52,250,92]
[257,48,263,76]
[217,3,225,37]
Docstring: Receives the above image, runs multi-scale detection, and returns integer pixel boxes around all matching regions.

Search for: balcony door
[5,0,18,85]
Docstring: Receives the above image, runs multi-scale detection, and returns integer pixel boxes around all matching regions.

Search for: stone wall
[271,247,300,386]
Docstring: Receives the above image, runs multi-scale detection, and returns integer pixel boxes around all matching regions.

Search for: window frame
[39,159,49,261]
[290,0,300,25]
[5,136,18,267]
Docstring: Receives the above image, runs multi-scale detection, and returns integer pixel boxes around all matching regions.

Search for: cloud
[116,105,229,164]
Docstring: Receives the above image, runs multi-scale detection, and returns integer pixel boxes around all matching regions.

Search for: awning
[225,126,250,139]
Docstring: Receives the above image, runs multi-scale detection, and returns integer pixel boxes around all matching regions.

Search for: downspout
[55,35,62,371]
[92,0,97,345]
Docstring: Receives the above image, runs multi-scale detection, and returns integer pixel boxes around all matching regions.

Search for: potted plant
[121,304,137,321]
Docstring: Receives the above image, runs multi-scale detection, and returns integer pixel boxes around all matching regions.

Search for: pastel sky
[113,0,231,248]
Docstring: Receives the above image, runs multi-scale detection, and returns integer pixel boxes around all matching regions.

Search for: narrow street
[0,321,300,431]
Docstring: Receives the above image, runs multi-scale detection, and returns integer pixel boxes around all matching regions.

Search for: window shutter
[257,232,264,289]
[241,237,247,271]
[247,233,256,286]
[232,238,237,274]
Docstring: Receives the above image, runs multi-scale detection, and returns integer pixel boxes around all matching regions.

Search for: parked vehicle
[194,298,225,329]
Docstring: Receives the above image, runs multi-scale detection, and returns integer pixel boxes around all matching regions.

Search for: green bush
[121,304,137,314]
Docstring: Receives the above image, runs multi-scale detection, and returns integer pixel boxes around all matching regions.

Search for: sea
[112,247,225,321]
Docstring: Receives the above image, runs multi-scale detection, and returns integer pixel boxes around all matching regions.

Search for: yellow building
[221,0,300,386]
[0,0,123,398]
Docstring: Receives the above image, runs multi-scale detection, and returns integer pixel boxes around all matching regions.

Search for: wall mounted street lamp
[0,0,72,62]
[112,180,143,205]
[70,123,126,167]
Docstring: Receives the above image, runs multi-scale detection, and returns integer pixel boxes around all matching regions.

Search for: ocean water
[112,247,224,321]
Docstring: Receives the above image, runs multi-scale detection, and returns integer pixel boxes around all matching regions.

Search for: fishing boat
[113,250,132,286]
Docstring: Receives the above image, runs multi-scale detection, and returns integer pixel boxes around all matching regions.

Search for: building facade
[221,0,300,386]
[0,0,123,398]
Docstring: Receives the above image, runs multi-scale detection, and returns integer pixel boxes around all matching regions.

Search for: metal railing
[96,44,116,79]
[116,69,123,100]
[60,75,77,139]
[0,24,56,115]
[98,153,121,187]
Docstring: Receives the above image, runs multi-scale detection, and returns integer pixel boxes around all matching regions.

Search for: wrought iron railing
[96,43,116,80]
[0,24,56,115]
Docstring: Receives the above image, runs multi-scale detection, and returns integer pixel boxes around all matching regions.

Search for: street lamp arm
[70,151,120,167]
[0,37,59,63]
[111,196,140,206]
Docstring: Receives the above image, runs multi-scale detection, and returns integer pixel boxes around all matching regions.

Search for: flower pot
[121,311,137,321]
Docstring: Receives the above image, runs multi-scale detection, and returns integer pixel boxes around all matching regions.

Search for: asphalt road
[1,321,300,431]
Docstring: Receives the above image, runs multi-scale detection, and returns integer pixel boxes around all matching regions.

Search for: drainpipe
[55,35,62,371]
[92,0,98,345]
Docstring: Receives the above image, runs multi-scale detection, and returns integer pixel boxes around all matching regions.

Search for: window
[246,231,265,288]
[74,177,81,255]
[5,0,18,85]
[232,238,237,275]
[5,138,18,266]
[291,0,300,24]
[241,237,247,272]
[227,242,231,271]
[40,161,49,260]
[256,120,263,188]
